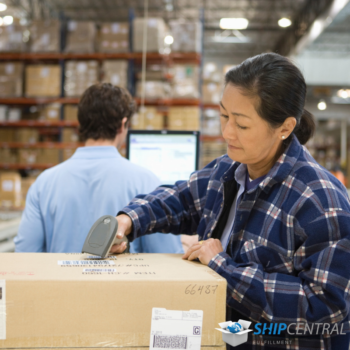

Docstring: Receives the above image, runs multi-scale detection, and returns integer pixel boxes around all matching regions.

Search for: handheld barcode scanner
[82,215,128,258]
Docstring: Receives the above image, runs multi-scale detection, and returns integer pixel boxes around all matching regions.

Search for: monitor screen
[126,130,200,185]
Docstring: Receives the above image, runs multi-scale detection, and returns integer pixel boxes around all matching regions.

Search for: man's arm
[14,182,46,252]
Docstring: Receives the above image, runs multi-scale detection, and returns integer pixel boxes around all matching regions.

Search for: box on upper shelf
[133,18,166,53]
[171,64,200,99]
[65,21,96,53]
[203,83,222,104]
[0,62,24,97]
[29,19,60,53]
[64,60,99,97]
[0,128,15,142]
[15,128,39,143]
[132,107,164,130]
[0,148,18,164]
[102,60,128,89]
[98,22,129,53]
[167,106,201,131]
[62,129,80,142]
[37,149,60,164]
[39,103,61,121]
[18,149,39,164]
[0,22,28,52]
[169,20,202,53]
[202,109,221,136]
[0,253,226,349]
[136,81,171,100]
[64,105,78,122]
[25,65,62,97]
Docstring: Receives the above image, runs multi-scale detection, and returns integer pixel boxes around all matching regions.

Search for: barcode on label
[153,335,187,349]
[58,260,115,266]
[83,269,117,273]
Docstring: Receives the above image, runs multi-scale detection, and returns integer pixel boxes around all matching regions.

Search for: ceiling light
[3,15,13,25]
[337,89,350,99]
[317,100,327,111]
[220,18,248,30]
[278,18,292,28]
[0,3,7,11]
[164,35,174,45]
[0,17,3,26]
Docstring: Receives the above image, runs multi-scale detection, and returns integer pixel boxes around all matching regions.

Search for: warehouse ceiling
[4,0,349,57]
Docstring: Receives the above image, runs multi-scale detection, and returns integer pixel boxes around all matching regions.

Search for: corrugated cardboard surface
[0,253,226,348]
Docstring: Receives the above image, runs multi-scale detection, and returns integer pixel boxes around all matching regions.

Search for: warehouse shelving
[0,121,79,127]
[0,142,83,148]
[0,163,57,170]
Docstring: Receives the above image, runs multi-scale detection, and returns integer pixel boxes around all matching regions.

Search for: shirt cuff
[208,251,234,271]
[117,208,142,242]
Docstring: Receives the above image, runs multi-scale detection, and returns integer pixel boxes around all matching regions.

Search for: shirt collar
[71,146,122,159]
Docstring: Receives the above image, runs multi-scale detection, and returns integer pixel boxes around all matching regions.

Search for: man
[14,83,183,253]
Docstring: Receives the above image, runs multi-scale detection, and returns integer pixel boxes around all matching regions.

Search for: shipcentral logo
[254,322,347,336]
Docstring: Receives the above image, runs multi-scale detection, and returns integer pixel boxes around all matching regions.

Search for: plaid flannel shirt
[121,135,350,349]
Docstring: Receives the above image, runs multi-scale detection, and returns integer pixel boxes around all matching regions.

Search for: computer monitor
[126,130,200,185]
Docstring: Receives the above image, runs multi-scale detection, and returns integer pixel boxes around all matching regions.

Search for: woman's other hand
[182,238,223,265]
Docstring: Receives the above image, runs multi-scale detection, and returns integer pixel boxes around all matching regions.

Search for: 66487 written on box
[0,253,226,349]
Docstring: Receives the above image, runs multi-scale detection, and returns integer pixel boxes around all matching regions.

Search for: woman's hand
[109,214,133,254]
[182,238,223,265]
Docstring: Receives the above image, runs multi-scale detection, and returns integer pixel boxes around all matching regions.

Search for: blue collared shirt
[14,146,183,253]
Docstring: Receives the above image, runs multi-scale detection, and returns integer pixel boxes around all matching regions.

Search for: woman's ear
[280,117,297,139]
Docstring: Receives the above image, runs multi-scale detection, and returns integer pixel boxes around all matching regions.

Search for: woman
[112,53,350,349]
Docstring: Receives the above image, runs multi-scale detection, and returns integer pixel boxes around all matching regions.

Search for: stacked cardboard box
[0,23,27,52]
[21,176,36,205]
[25,65,61,97]
[64,105,78,122]
[15,128,39,143]
[171,64,200,99]
[0,172,21,208]
[30,20,60,52]
[102,60,128,89]
[98,22,129,52]
[168,107,201,131]
[38,103,61,121]
[62,129,79,142]
[18,149,39,164]
[201,141,227,168]
[202,109,221,136]
[65,21,96,53]
[64,61,99,97]
[0,62,23,97]
[0,149,18,164]
[169,20,202,52]
[0,128,15,142]
[131,107,164,130]
[136,81,170,99]
[133,18,166,53]
[0,107,20,122]
[203,63,222,104]
[0,253,226,349]
[37,149,60,164]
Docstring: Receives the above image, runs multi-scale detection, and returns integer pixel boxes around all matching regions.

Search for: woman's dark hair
[78,83,135,141]
[225,53,315,145]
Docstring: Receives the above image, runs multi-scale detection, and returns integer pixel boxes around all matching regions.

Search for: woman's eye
[237,124,247,130]
[220,114,229,119]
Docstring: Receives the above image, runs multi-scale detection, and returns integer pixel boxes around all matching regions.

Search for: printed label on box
[77,63,87,73]
[0,280,6,339]
[41,33,49,46]
[58,260,115,266]
[150,308,203,350]
[111,23,120,33]
[68,21,77,31]
[2,180,13,192]
[5,64,14,75]
[40,68,49,78]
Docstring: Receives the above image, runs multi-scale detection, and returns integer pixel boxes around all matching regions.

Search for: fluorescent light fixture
[317,100,327,111]
[337,89,350,99]
[0,3,7,11]
[3,15,13,25]
[278,18,292,28]
[164,35,174,45]
[220,18,248,30]
[0,17,3,26]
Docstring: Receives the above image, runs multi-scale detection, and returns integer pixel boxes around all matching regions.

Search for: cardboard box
[65,21,96,53]
[8,108,21,121]
[169,20,202,53]
[203,109,221,136]
[37,149,60,164]
[0,129,15,142]
[203,83,222,104]
[39,103,61,121]
[0,62,24,97]
[15,128,39,143]
[102,60,128,89]
[30,20,60,52]
[171,64,200,99]
[0,172,21,208]
[133,18,166,53]
[0,24,28,52]
[62,129,79,142]
[64,105,78,122]
[64,60,99,97]
[25,65,61,97]
[0,253,226,348]
[168,107,201,131]
[134,107,164,130]
[136,81,170,99]
[0,148,17,164]
[18,149,39,164]
[98,22,129,53]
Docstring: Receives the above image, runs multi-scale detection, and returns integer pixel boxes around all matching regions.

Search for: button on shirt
[14,146,184,253]
[220,163,266,251]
